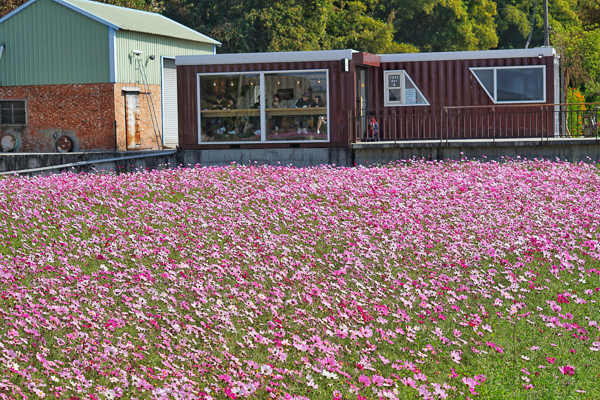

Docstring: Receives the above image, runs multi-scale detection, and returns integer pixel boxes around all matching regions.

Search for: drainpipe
[0,44,4,87]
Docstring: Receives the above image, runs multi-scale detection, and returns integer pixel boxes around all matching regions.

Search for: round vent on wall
[56,136,73,153]
[1,134,17,152]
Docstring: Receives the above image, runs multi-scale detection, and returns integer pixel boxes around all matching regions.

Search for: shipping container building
[176,47,559,150]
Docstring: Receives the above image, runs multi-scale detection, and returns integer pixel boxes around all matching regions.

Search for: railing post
[492,107,496,146]
[440,108,444,147]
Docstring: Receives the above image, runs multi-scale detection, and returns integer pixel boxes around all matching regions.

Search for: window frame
[469,65,546,104]
[383,70,430,107]
[196,69,330,144]
[0,99,27,126]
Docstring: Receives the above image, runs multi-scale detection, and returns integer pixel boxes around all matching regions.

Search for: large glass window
[198,74,261,142]
[471,66,545,103]
[197,70,329,143]
[264,72,328,141]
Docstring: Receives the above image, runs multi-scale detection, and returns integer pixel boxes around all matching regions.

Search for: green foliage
[1,0,599,72]
[577,0,600,29]
[494,0,578,49]
[162,0,405,54]
[375,0,499,52]
[566,88,586,136]
[553,24,600,99]
[327,1,399,53]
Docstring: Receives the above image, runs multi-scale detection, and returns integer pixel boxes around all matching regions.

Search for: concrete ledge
[2,141,600,175]
[0,151,170,173]
[353,143,600,165]
[181,148,352,168]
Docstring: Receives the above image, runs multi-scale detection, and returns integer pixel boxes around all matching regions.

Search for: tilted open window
[383,70,429,107]
[470,66,546,104]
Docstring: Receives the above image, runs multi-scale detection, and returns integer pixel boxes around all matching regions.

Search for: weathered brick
[0,83,164,152]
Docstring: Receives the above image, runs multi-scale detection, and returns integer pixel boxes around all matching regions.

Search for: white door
[162,58,179,147]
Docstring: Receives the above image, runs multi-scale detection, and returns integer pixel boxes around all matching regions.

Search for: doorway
[356,67,368,139]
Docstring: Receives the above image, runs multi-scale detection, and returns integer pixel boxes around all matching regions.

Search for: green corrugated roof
[61,0,220,45]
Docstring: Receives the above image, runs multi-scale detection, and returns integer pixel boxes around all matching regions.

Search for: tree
[326,1,402,53]
[373,0,498,52]
[577,0,600,29]
[494,0,578,49]
[162,0,412,54]
[552,24,600,99]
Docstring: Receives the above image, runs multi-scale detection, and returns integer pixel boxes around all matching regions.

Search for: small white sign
[405,88,417,104]
[388,75,401,88]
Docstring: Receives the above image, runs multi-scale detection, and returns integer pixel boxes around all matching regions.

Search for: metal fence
[347,103,600,145]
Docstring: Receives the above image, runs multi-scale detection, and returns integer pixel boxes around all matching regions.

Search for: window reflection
[199,74,261,142]
[265,72,327,141]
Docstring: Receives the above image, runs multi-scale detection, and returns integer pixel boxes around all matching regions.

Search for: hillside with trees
[1,0,599,99]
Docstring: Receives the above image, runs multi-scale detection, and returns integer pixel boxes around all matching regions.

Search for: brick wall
[0,84,115,152]
[114,83,163,151]
[0,83,165,153]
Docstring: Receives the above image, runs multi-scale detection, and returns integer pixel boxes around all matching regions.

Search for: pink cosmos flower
[400,377,417,388]
[358,375,371,387]
[372,375,385,387]
[559,365,575,375]
[414,373,427,381]
[557,294,569,304]
[450,350,462,364]
[546,357,556,364]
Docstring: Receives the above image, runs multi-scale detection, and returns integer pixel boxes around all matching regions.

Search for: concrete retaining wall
[179,148,352,168]
[353,138,600,165]
[2,138,599,175]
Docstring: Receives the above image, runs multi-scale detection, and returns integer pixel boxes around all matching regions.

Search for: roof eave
[157,15,220,46]
[0,0,39,25]
[54,0,120,30]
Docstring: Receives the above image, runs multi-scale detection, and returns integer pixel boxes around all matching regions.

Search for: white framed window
[383,70,429,107]
[470,65,546,104]
[196,69,330,144]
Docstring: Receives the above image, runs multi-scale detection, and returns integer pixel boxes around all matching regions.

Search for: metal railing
[347,103,600,146]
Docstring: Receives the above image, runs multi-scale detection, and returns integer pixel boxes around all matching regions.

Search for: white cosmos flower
[260,364,273,375]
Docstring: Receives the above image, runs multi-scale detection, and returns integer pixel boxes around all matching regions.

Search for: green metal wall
[0,0,110,86]
[116,31,213,85]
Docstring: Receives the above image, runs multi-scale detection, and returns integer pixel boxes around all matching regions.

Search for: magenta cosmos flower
[559,365,575,375]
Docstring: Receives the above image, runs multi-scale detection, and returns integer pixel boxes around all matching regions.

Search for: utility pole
[543,0,549,46]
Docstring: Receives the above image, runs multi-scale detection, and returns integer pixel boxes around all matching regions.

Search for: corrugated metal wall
[364,56,556,139]
[375,56,553,109]
[0,0,110,86]
[116,31,213,85]
[177,60,355,149]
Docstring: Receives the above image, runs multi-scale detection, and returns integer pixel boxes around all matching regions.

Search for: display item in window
[294,92,312,134]
[313,95,326,134]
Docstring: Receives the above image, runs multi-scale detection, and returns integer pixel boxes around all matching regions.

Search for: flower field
[0,160,599,400]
